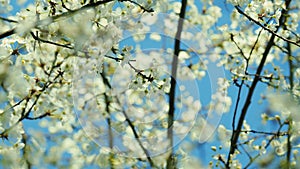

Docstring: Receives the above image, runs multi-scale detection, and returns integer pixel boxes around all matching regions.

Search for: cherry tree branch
[167,0,187,168]
[0,28,15,39]
[25,112,51,120]
[0,52,64,140]
[234,6,300,47]
[240,129,287,136]
[0,0,113,40]
[102,85,114,169]
[231,28,264,130]
[0,0,154,40]
[21,134,32,169]
[30,31,73,49]
[100,72,154,167]
[286,36,293,168]
[243,120,287,168]
[231,80,244,130]
[119,0,154,12]
[0,16,18,23]
[226,0,292,168]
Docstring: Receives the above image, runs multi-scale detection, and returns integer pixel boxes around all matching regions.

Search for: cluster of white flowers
[209,78,232,114]
[227,0,248,6]
[267,93,300,121]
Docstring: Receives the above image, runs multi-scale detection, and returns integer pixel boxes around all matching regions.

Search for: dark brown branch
[2,97,27,114]
[0,0,115,39]
[0,28,15,39]
[240,129,287,136]
[167,0,187,168]
[287,40,294,90]
[100,72,154,167]
[274,43,289,54]
[49,0,153,23]
[1,0,152,40]
[0,17,17,39]
[226,1,292,168]
[232,79,244,131]
[286,119,292,168]
[103,87,114,169]
[229,28,263,128]
[119,0,154,13]
[286,35,293,169]
[104,55,123,62]
[61,0,73,11]
[234,6,300,47]
[249,27,263,58]
[104,55,136,62]
[48,0,115,22]
[243,120,286,168]
[25,112,51,120]
[239,143,252,162]
[0,52,63,139]
[30,31,73,49]
[127,62,154,82]
[230,33,248,61]
[21,134,32,169]
[227,20,275,169]
[0,17,18,23]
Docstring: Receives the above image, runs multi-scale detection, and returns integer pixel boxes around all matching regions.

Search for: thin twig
[30,31,73,49]
[240,129,287,136]
[243,120,286,168]
[25,112,51,120]
[119,0,154,13]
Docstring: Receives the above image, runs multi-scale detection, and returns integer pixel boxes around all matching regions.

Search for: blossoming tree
[0,0,299,168]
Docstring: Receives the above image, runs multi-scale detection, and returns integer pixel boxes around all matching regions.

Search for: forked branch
[226,0,292,168]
